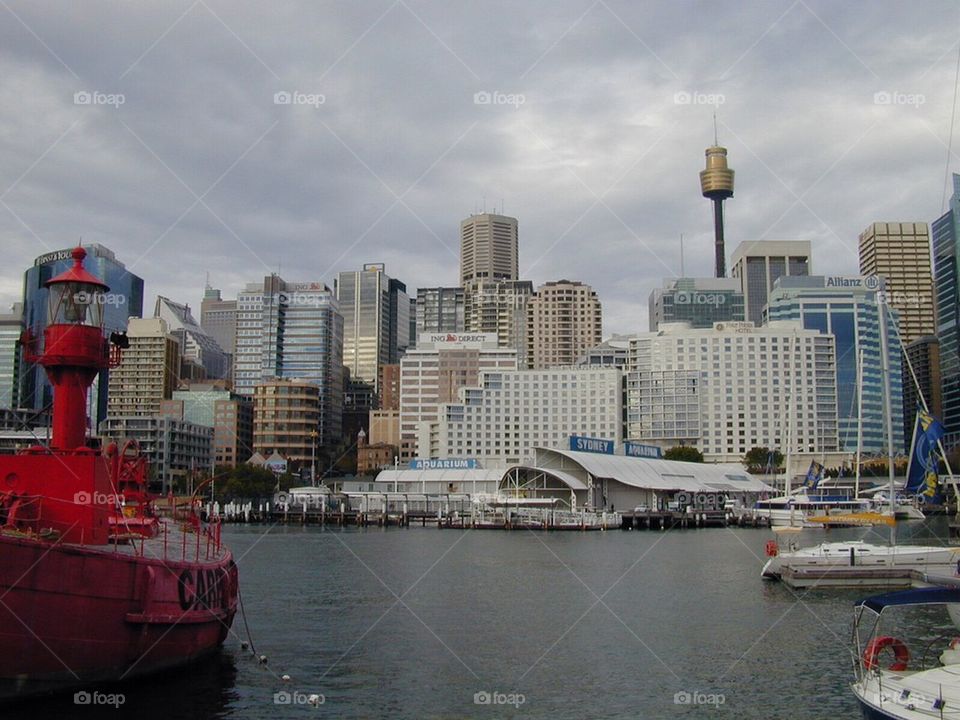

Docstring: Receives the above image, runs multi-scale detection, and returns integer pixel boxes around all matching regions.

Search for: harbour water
[20,519,954,719]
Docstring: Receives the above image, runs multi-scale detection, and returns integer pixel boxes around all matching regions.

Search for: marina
[16,523,889,719]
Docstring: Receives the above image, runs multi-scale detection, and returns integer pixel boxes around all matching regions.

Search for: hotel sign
[624,442,662,459]
[34,249,76,267]
[410,458,478,470]
[569,436,615,455]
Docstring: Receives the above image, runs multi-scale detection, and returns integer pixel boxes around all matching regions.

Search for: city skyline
[0,3,957,336]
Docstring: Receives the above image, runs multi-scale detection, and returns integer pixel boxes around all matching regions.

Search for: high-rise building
[378,364,401,411]
[527,280,602,369]
[400,333,517,461]
[626,321,839,464]
[860,221,938,441]
[155,296,229,380]
[648,277,745,331]
[460,212,518,284]
[416,287,465,336]
[336,264,409,394]
[933,176,960,440]
[731,241,811,325]
[858,222,935,344]
[0,303,23,409]
[421,367,623,468]
[234,276,343,446]
[160,382,254,468]
[252,378,320,469]
[408,297,417,350]
[20,244,143,427]
[200,285,238,356]
[107,317,181,419]
[902,336,942,445]
[767,275,904,453]
[464,279,533,365]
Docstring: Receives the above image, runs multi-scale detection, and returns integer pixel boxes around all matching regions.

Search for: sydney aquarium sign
[409,458,478,470]
[569,436,662,459]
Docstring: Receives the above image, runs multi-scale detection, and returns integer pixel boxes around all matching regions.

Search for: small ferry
[753,487,871,528]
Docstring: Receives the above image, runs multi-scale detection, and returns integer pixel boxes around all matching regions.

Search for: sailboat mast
[855,346,864,498]
[877,281,897,548]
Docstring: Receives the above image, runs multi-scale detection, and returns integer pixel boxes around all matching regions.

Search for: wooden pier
[207,498,772,532]
[619,510,771,531]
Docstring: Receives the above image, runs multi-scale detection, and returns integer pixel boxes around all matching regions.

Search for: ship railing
[0,493,43,535]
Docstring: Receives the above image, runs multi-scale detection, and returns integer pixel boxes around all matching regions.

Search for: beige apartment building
[107,317,181,418]
[252,378,320,468]
[527,280,602,369]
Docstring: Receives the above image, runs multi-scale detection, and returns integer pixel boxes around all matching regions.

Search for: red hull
[0,533,237,700]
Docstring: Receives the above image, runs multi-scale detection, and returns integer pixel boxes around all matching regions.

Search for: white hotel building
[418,367,623,468]
[400,333,517,461]
[626,321,839,464]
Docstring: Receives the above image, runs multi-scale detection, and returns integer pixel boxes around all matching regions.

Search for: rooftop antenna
[482,196,486,213]
[680,233,685,277]
[713,110,719,146]
[205,271,210,290]
[500,198,505,215]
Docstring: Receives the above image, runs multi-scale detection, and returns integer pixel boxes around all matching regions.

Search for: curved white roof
[503,466,589,491]
[530,448,773,493]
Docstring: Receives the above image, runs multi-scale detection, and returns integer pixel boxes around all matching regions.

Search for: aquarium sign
[409,458,478,470]
[624,442,662,459]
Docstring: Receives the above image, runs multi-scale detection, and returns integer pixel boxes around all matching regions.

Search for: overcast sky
[1,1,958,335]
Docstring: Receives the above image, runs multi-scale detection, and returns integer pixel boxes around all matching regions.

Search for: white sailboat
[761,284,958,584]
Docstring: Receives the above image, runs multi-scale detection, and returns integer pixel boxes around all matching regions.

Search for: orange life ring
[863,636,910,671]
[765,540,779,557]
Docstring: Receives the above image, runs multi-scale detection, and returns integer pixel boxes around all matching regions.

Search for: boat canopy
[857,587,960,613]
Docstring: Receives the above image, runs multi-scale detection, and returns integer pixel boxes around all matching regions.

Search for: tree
[743,447,783,473]
[212,465,294,501]
[663,446,704,463]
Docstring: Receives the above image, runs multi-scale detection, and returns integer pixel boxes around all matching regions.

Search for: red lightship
[0,247,238,699]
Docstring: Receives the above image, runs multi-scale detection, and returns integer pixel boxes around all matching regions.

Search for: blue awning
[858,587,960,613]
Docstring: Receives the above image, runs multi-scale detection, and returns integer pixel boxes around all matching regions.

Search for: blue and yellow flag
[802,460,824,490]
[904,407,946,498]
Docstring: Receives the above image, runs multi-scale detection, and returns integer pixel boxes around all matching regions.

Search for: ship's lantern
[45,247,109,328]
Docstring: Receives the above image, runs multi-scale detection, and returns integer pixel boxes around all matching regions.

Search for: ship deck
[0,513,230,567]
